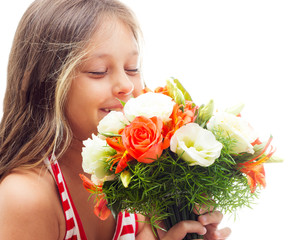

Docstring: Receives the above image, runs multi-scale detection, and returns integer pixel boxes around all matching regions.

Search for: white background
[1,1,292,239]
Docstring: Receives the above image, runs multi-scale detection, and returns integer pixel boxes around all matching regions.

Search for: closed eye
[88,71,107,75]
[125,68,140,75]
[88,71,107,78]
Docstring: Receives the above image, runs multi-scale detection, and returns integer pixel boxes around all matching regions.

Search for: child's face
[65,18,143,141]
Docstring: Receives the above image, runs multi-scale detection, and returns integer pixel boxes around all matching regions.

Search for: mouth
[100,107,123,113]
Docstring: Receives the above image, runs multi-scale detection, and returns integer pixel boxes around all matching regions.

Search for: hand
[198,210,231,240]
[156,207,231,240]
[157,220,207,240]
[136,207,231,240]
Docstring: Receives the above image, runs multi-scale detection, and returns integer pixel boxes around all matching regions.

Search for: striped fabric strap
[45,156,138,240]
[44,157,87,240]
[113,211,138,240]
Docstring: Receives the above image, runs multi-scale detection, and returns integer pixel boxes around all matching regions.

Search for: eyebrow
[91,50,139,59]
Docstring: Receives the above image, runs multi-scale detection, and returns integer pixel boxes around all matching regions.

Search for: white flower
[207,112,258,154]
[124,92,175,122]
[98,111,129,135]
[170,123,222,167]
[81,134,116,179]
[91,174,116,185]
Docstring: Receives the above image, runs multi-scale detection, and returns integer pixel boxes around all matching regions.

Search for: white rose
[170,123,222,167]
[207,112,258,154]
[98,111,129,135]
[82,134,116,179]
[124,92,175,122]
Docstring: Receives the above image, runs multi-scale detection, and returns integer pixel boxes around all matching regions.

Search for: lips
[101,108,123,113]
[100,104,124,113]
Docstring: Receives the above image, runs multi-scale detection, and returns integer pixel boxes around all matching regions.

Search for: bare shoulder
[0,167,64,240]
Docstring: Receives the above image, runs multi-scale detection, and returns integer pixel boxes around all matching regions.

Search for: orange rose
[122,116,164,163]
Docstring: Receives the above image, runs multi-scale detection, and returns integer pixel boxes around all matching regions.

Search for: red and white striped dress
[45,156,138,240]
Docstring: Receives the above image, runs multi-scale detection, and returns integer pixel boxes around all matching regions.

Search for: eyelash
[125,68,139,75]
[89,71,107,76]
[88,68,139,76]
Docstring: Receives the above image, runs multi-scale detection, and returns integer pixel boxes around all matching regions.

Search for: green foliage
[102,135,258,225]
[172,78,193,101]
[195,100,215,128]
[166,79,186,107]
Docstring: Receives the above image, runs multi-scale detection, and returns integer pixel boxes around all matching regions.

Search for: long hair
[0,0,141,179]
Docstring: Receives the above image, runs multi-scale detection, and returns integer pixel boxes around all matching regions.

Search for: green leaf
[225,102,245,115]
[166,79,185,106]
[266,155,283,163]
[99,132,122,137]
[116,98,126,107]
[195,99,214,128]
[172,78,193,101]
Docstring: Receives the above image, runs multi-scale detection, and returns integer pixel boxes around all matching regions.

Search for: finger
[198,210,223,226]
[216,227,232,239]
[159,220,207,240]
[204,226,232,240]
[193,202,215,215]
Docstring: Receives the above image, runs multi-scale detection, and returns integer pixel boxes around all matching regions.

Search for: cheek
[65,79,103,140]
[65,96,98,140]
[66,81,96,119]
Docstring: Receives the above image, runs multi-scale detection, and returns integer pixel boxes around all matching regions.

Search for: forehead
[86,17,138,55]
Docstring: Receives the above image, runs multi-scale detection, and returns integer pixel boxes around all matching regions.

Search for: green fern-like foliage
[102,134,257,226]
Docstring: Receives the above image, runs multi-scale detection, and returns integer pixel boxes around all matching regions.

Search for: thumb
[159,220,207,240]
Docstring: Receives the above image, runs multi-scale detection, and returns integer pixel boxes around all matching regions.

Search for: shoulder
[0,167,65,240]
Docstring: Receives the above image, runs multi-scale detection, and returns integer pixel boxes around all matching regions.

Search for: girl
[0,0,231,239]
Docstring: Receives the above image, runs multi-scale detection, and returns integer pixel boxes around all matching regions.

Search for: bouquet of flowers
[80,79,281,239]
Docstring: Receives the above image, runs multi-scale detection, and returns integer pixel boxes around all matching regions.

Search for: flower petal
[170,123,222,167]
[94,195,111,220]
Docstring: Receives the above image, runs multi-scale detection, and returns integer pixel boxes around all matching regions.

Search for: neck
[59,137,85,177]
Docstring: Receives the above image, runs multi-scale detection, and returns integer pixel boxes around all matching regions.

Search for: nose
[112,70,134,98]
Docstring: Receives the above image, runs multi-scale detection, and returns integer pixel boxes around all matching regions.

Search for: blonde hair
[0,0,141,179]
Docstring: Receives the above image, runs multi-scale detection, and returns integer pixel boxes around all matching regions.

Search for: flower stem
[164,203,203,239]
